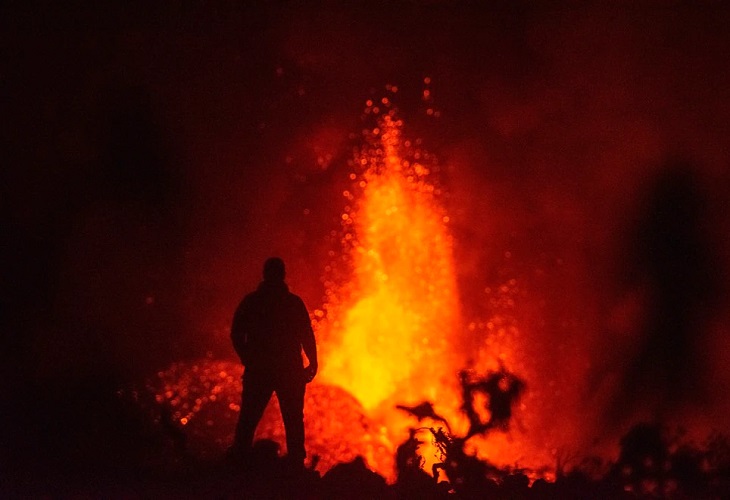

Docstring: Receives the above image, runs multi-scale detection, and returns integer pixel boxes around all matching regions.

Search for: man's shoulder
[286,291,305,303]
[237,286,304,309]
[236,290,259,308]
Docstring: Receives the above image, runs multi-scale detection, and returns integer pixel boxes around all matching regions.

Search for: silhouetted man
[230,257,318,468]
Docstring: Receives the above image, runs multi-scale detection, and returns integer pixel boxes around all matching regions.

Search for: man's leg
[276,377,306,466]
[233,370,273,457]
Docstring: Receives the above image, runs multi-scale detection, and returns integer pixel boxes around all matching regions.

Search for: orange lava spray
[316,99,465,477]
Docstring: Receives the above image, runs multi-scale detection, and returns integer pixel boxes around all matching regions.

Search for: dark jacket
[231,280,317,376]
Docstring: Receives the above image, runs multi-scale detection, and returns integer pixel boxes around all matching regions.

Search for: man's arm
[231,300,248,364]
[302,324,317,370]
[297,298,318,380]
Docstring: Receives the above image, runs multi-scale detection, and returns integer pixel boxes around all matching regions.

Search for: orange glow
[307,100,552,480]
[314,102,470,477]
[320,106,460,407]
[147,97,541,481]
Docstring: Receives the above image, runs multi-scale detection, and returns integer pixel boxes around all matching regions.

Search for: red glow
[146,94,727,484]
[149,100,541,480]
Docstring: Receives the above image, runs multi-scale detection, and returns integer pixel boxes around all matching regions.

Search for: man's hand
[304,363,318,383]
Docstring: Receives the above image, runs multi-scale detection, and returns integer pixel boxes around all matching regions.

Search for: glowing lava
[319,104,460,411]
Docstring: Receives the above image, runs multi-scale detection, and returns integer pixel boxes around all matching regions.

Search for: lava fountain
[319,101,461,412]
[309,97,478,478]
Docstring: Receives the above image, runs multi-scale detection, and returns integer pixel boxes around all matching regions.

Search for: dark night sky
[3,0,730,469]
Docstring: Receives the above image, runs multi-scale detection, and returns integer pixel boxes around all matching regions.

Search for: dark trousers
[234,368,306,463]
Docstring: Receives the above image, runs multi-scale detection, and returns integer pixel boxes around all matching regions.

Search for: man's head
[263,257,286,282]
